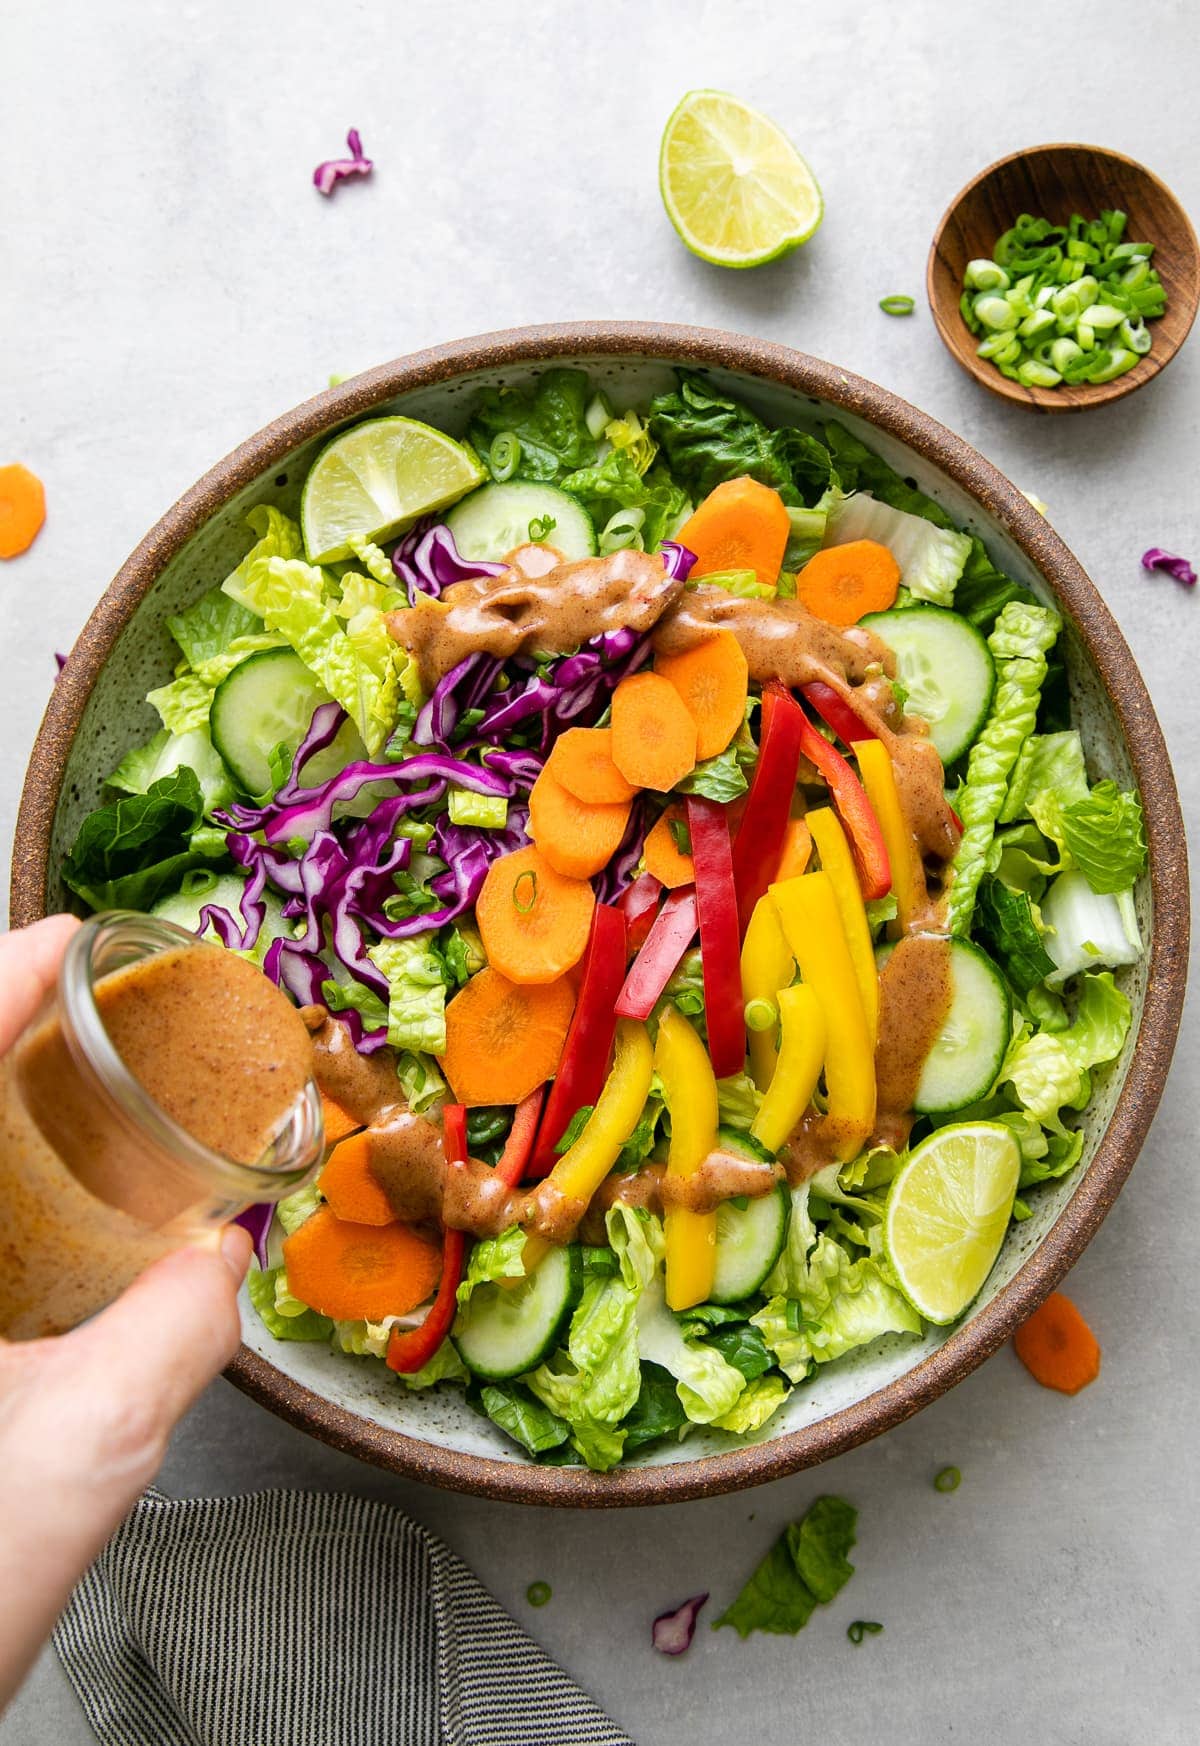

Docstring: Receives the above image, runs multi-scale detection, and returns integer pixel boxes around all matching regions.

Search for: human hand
[0,917,252,1712]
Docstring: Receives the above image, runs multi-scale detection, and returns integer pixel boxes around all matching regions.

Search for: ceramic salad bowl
[12,323,1188,1505]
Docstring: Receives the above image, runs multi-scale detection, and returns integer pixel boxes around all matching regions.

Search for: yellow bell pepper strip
[852,738,921,932]
[806,806,880,1048]
[750,985,826,1154]
[740,897,795,1092]
[516,1018,655,1279]
[770,871,876,1161]
[655,1003,720,1312]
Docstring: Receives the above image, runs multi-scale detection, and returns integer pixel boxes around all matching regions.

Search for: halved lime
[659,90,823,269]
[884,1122,1020,1325]
[301,417,485,564]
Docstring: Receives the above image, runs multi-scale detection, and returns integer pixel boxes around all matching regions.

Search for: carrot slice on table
[774,816,813,881]
[546,727,638,805]
[655,629,749,760]
[1013,1292,1101,1395]
[281,1204,442,1321]
[0,463,46,559]
[528,768,632,880]
[675,476,790,584]
[320,1092,364,1147]
[319,1131,394,1226]
[611,672,698,792]
[440,966,576,1106]
[476,844,595,983]
[643,805,695,888]
[794,539,900,626]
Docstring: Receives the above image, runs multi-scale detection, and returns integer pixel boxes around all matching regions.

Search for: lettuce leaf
[367,935,450,1054]
[246,1265,332,1342]
[647,373,835,506]
[715,1495,857,1638]
[675,744,749,803]
[1001,971,1131,1132]
[62,767,225,912]
[1061,781,1147,894]
[396,1338,468,1389]
[108,726,235,816]
[469,368,597,481]
[1040,870,1142,985]
[974,877,1056,995]
[1019,730,1089,851]
[946,601,1062,935]
[825,491,971,606]
[455,1226,527,1307]
[620,1362,690,1453]
[167,586,266,668]
[395,1050,447,1115]
[711,1374,790,1435]
[275,1182,323,1235]
[447,788,508,829]
[479,1382,570,1456]
[321,977,390,1034]
[523,1362,627,1472]
[558,450,689,550]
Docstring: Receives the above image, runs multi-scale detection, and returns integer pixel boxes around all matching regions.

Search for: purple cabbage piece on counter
[651,1593,708,1655]
[313,128,373,197]
[1141,546,1197,587]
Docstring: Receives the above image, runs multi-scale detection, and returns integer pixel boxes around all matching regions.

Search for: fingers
[0,915,81,1054]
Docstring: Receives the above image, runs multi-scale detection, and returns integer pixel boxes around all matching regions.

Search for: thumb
[65,1226,253,1437]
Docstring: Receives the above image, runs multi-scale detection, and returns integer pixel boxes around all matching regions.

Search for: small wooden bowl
[928,143,1200,412]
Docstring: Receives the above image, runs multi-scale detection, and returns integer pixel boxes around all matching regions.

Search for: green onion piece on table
[934,1465,962,1493]
[879,294,915,316]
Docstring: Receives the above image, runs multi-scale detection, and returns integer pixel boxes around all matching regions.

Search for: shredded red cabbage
[660,541,698,581]
[594,795,653,903]
[234,1203,275,1270]
[651,1593,708,1655]
[54,651,67,673]
[1141,546,1196,587]
[392,519,506,603]
[313,128,373,197]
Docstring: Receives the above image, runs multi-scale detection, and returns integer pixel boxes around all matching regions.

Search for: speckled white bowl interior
[35,342,1169,1495]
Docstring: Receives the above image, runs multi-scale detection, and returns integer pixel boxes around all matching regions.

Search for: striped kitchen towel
[53,1488,634,1746]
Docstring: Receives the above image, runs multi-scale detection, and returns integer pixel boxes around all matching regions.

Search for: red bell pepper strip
[386,1104,468,1376]
[618,870,663,954]
[614,887,699,1021]
[495,1084,546,1187]
[794,706,892,901]
[730,680,806,935]
[685,797,745,1080]
[528,904,628,1178]
[801,680,880,748]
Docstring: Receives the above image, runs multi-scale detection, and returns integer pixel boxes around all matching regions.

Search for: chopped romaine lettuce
[647,373,835,506]
[108,726,235,816]
[447,788,508,829]
[1061,781,1147,894]
[1001,971,1131,1132]
[395,1050,447,1115]
[479,1382,571,1456]
[711,1374,790,1435]
[276,1182,323,1235]
[455,1226,527,1306]
[61,767,224,912]
[368,935,451,1054]
[825,491,971,606]
[1040,870,1142,984]
[246,1265,332,1342]
[715,1495,857,1638]
[469,368,597,482]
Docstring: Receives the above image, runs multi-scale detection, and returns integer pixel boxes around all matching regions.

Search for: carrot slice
[321,1092,363,1147]
[0,463,46,559]
[655,629,749,760]
[319,1131,394,1226]
[546,727,638,805]
[611,672,697,792]
[476,844,595,984]
[643,805,695,888]
[440,966,576,1106]
[675,477,790,584]
[794,539,900,626]
[282,1204,442,1321]
[528,768,632,880]
[1013,1292,1101,1395]
[774,816,813,881]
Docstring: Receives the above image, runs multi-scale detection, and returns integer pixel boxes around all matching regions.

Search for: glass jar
[0,912,324,1339]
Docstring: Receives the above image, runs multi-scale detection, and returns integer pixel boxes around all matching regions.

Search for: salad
[62,368,1146,1471]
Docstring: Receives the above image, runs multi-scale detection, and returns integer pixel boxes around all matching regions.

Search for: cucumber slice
[878,938,1012,1115]
[151,873,288,964]
[453,1243,582,1381]
[445,481,597,562]
[860,606,995,765]
[209,648,367,796]
[712,1182,791,1304]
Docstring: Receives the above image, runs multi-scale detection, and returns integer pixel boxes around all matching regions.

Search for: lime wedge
[659,90,823,269]
[301,417,485,564]
[884,1122,1020,1326]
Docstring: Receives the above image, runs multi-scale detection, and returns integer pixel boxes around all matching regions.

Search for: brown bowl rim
[11,321,1190,1506]
[926,141,1200,413]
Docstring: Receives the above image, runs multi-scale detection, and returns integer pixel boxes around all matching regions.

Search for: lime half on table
[659,89,823,268]
[884,1122,1021,1326]
[301,416,485,564]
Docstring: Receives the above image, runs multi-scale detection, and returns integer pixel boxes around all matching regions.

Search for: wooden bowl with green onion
[927,143,1200,412]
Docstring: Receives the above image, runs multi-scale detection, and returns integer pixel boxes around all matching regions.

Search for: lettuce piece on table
[715,1495,857,1638]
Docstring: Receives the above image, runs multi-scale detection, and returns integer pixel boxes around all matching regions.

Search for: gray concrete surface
[2,2,1197,1741]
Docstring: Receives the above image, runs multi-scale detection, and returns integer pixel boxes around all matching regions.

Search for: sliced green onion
[847,1621,884,1646]
[1017,359,1061,388]
[1018,308,1056,341]
[526,1581,552,1607]
[879,294,915,316]
[490,432,521,482]
[599,505,646,554]
[528,514,557,542]
[934,1465,962,1493]
[974,295,1018,332]
[1081,302,1124,331]
[976,331,1020,363]
[744,997,778,1033]
[1120,318,1151,356]
[584,393,612,441]
[512,869,539,913]
[1050,337,1083,374]
[964,259,1009,292]
[180,868,221,897]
